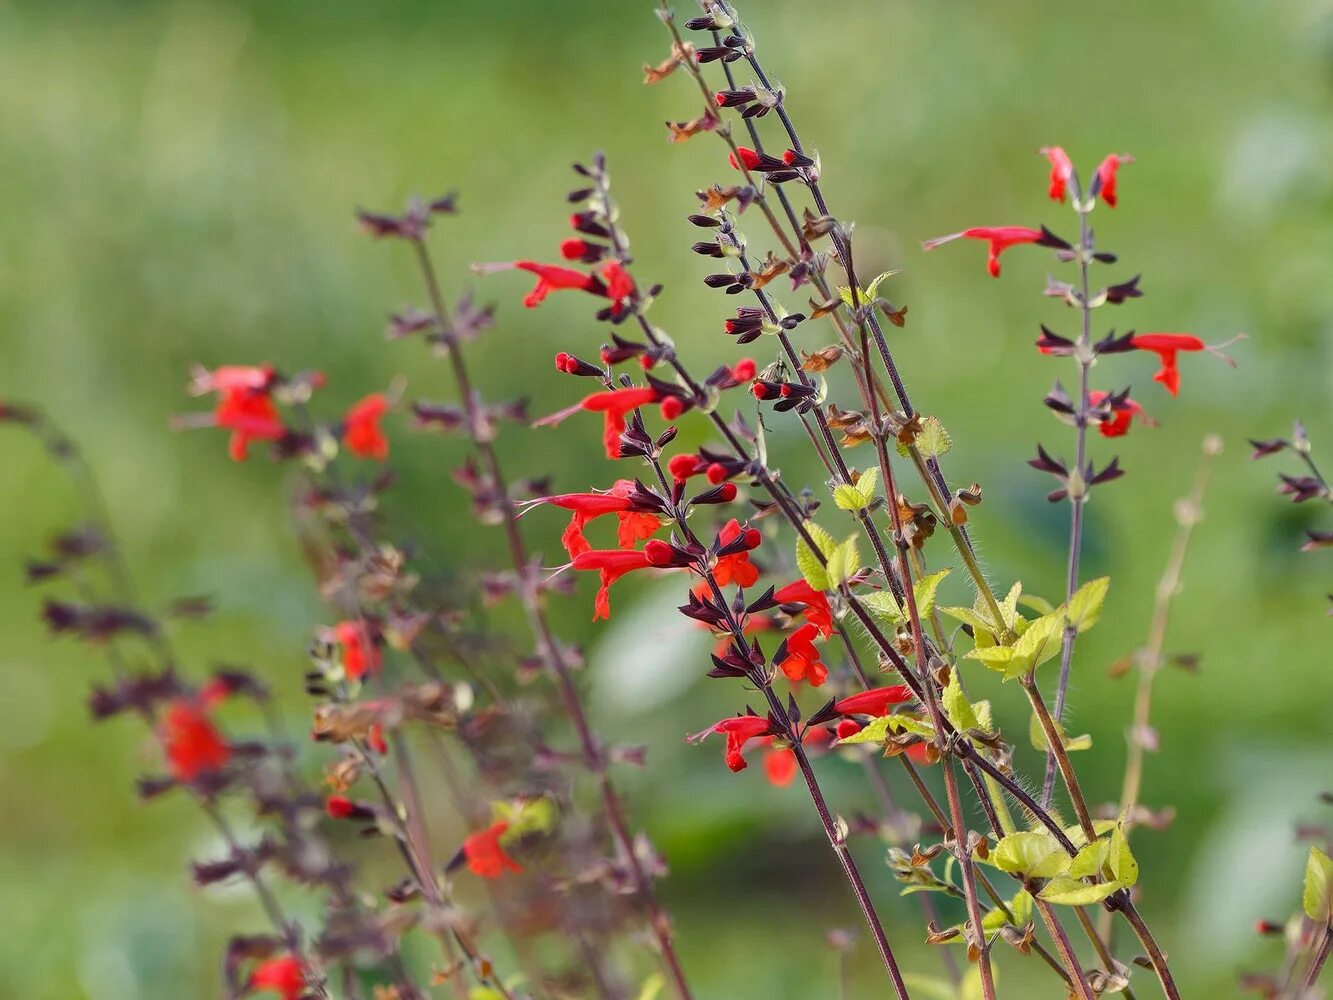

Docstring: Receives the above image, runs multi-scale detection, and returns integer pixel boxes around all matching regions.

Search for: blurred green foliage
[1,0,1330,996]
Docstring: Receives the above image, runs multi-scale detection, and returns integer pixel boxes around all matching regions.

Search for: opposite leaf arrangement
[5,2,1329,1000]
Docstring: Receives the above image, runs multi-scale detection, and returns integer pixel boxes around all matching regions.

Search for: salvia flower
[474,260,605,309]
[462,820,522,878]
[523,480,661,558]
[689,713,774,773]
[1040,146,1074,202]
[763,727,831,788]
[922,226,1065,278]
[213,384,285,462]
[773,579,834,637]
[1130,332,1239,396]
[833,684,915,718]
[1093,153,1134,208]
[535,385,661,459]
[333,619,381,680]
[728,146,762,171]
[777,622,828,687]
[1089,389,1150,438]
[341,392,390,460]
[571,546,673,620]
[711,518,761,588]
[160,697,231,783]
[245,955,307,1000]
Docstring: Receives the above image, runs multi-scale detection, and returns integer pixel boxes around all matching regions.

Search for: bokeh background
[1,0,1330,996]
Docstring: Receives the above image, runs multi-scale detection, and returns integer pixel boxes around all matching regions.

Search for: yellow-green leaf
[989,831,1070,878]
[635,974,665,1000]
[855,466,880,505]
[826,534,861,588]
[795,520,836,591]
[1038,877,1119,906]
[1068,576,1110,632]
[1028,713,1093,753]
[1304,846,1333,922]
[834,483,867,511]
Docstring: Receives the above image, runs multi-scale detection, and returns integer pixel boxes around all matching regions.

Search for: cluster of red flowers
[924,148,1242,437]
[182,364,391,463]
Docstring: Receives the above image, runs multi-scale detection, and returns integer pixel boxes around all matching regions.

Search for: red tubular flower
[690,714,774,773]
[668,453,707,480]
[463,821,522,878]
[571,548,660,620]
[246,955,307,1000]
[160,698,231,782]
[922,226,1047,278]
[713,518,761,588]
[763,742,798,787]
[474,260,606,309]
[1040,146,1074,202]
[773,579,833,637]
[526,480,660,558]
[1094,153,1133,208]
[342,392,389,460]
[1089,390,1149,438]
[778,622,828,687]
[535,386,661,459]
[834,684,914,718]
[601,259,635,316]
[367,722,388,755]
[334,619,381,680]
[728,146,762,171]
[835,718,864,740]
[325,795,356,819]
[560,238,594,260]
[189,364,274,397]
[214,385,285,462]
[1129,333,1205,396]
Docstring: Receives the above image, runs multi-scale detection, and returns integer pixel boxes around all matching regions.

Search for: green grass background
[0,0,1330,996]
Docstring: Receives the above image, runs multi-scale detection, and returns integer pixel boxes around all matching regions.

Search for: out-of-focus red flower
[463,821,522,878]
[713,518,761,588]
[161,698,231,782]
[367,723,388,755]
[922,226,1047,278]
[1089,390,1150,438]
[833,684,914,718]
[728,146,762,171]
[214,386,285,462]
[190,364,275,397]
[601,260,635,316]
[526,480,661,558]
[777,622,828,687]
[246,955,307,1000]
[475,260,605,309]
[1040,146,1074,202]
[334,619,381,680]
[1093,153,1133,208]
[325,795,355,819]
[341,392,389,460]
[773,579,833,637]
[535,386,661,459]
[761,727,831,787]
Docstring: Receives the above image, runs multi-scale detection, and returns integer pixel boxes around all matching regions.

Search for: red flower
[777,622,828,687]
[835,718,864,740]
[367,723,388,755]
[334,619,381,680]
[246,955,307,1000]
[571,547,671,621]
[1089,390,1150,438]
[922,226,1046,278]
[1094,154,1133,208]
[773,579,834,637]
[1129,332,1234,397]
[834,684,914,717]
[213,385,285,462]
[535,386,661,459]
[728,146,762,171]
[462,821,522,878]
[713,518,761,588]
[1040,146,1074,202]
[690,714,774,773]
[475,260,605,309]
[560,238,594,260]
[160,698,231,782]
[601,260,635,316]
[189,364,274,397]
[325,795,356,819]
[762,727,831,787]
[342,392,389,460]
[525,480,660,558]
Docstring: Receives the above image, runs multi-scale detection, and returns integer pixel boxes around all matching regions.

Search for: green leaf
[1028,713,1093,753]
[989,831,1070,878]
[942,670,982,734]
[961,962,997,1000]
[839,713,935,745]
[855,466,880,505]
[862,569,950,629]
[837,270,901,307]
[634,974,665,1000]
[795,520,836,591]
[1013,610,1065,671]
[1107,825,1139,888]
[981,889,1033,932]
[1066,838,1112,879]
[833,483,867,511]
[826,534,861,588]
[837,715,893,746]
[1303,846,1333,923]
[1068,576,1110,632]
[896,415,953,459]
[1038,877,1119,906]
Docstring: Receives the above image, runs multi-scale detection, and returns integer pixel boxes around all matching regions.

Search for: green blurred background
[1,0,1330,996]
